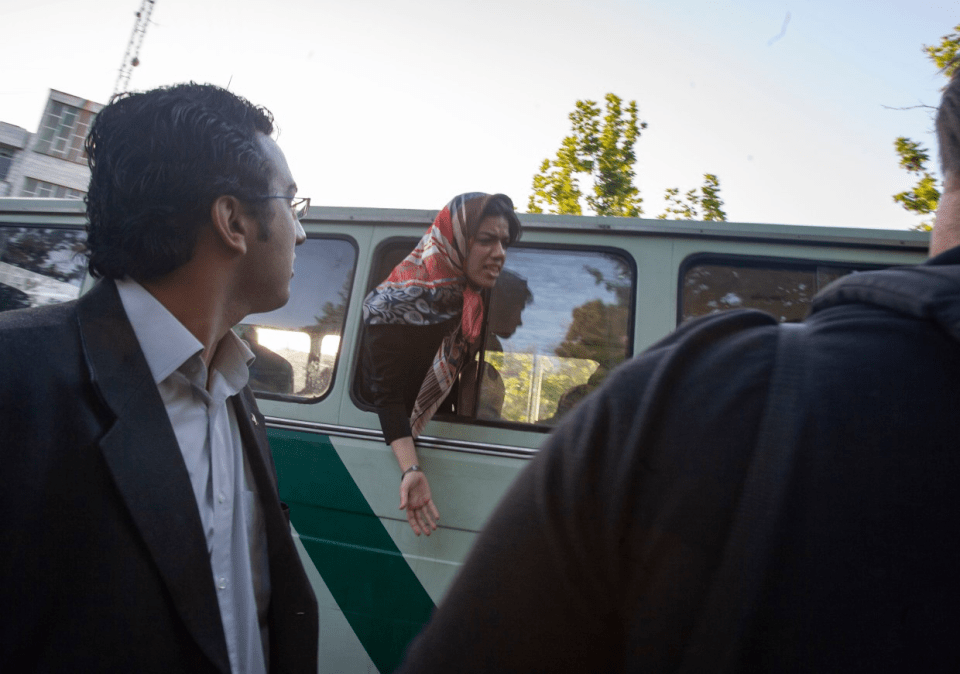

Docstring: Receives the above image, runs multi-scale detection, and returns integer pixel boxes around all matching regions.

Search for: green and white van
[0,197,930,672]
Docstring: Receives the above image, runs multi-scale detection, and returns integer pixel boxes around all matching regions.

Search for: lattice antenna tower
[113,0,156,97]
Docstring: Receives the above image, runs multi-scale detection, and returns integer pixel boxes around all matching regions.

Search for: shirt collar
[210,326,255,396]
[115,278,255,393]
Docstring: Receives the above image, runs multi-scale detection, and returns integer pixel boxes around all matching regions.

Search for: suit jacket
[0,279,318,673]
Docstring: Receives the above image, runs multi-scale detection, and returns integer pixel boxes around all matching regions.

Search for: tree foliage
[486,351,598,424]
[925,24,960,77]
[528,94,647,216]
[893,25,960,230]
[555,261,631,375]
[893,137,941,230]
[554,299,628,371]
[656,173,727,222]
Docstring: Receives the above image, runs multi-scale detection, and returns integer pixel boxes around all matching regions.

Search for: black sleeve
[361,320,456,445]
[394,309,778,673]
[362,323,415,444]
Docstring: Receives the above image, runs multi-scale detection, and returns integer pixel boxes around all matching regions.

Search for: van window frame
[246,232,359,405]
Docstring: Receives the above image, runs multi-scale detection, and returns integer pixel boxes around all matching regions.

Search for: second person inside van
[360,192,523,535]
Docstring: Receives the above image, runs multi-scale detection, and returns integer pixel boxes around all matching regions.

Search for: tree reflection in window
[0,227,87,313]
[681,258,861,324]
[472,248,633,427]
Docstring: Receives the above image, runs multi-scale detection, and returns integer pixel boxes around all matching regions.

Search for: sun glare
[256,327,310,353]
[320,335,341,357]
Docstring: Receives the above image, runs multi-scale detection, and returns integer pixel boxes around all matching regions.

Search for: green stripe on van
[270,428,435,673]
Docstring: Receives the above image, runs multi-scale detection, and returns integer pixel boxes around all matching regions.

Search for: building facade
[0,90,103,198]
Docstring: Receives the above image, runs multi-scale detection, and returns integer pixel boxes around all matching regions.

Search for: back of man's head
[937,58,960,175]
[84,83,275,282]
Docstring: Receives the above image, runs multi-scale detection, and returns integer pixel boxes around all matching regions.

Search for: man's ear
[210,195,253,255]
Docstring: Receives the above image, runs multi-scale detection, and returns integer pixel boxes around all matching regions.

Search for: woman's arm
[391,435,440,536]
[363,322,450,535]
[363,324,417,443]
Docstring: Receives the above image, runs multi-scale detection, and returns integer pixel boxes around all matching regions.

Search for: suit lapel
[233,388,319,672]
[232,388,279,488]
[78,280,231,674]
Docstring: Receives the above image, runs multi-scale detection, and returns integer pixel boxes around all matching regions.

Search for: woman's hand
[391,436,441,536]
[400,471,440,536]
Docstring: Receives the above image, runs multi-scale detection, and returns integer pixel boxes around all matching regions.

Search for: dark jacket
[397,247,960,673]
[0,280,318,673]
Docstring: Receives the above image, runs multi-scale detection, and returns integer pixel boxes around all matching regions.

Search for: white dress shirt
[116,278,270,674]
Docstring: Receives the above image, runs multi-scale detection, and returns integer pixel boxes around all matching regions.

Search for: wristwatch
[401,464,422,481]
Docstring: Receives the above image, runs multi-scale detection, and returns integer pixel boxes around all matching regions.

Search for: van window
[0,226,87,313]
[237,236,356,401]
[680,256,868,324]
[356,243,635,430]
[464,247,634,428]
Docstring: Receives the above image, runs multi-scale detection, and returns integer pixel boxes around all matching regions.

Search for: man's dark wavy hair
[84,82,275,281]
[938,58,960,176]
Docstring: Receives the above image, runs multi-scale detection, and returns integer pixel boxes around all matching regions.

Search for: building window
[21,178,85,199]
[33,101,96,164]
[0,145,15,182]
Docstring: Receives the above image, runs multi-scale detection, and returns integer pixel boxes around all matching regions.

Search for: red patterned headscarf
[363,192,497,437]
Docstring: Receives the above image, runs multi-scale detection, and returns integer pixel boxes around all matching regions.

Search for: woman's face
[465,215,510,289]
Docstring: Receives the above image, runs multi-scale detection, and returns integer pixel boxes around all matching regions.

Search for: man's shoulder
[608,308,780,400]
[0,302,86,413]
[549,308,781,471]
[813,258,960,320]
[0,300,79,338]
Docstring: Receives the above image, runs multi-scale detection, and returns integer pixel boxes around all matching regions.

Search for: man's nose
[295,219,307,246]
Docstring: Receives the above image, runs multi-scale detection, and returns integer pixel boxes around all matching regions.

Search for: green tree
[893,25,959,230]
[700,173,727,222]
[892,137,941,230]
[657,173,727,221]
[925,25,960,75]
[658,187,698,220]
[528,94,647,216]
[485,351,534,422]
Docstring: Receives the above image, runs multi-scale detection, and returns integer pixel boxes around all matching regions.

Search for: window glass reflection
[465,248,633,427]
[0,226,87,313]
[237,237,356,400]
[680,259,867,325]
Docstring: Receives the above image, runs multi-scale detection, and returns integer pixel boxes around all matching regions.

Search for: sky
[0,0,955,229]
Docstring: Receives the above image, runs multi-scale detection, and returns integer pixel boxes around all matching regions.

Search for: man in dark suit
[0,83,318,673]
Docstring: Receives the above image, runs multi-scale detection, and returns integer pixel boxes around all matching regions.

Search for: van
[0,197,930,672]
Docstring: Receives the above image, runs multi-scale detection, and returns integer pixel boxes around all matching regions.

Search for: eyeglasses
[244,195,311,220]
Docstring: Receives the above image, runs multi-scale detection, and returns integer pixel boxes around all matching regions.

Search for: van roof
[0,197,930,251]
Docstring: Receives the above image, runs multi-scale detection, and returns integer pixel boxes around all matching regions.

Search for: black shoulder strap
[678,322,806,673]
